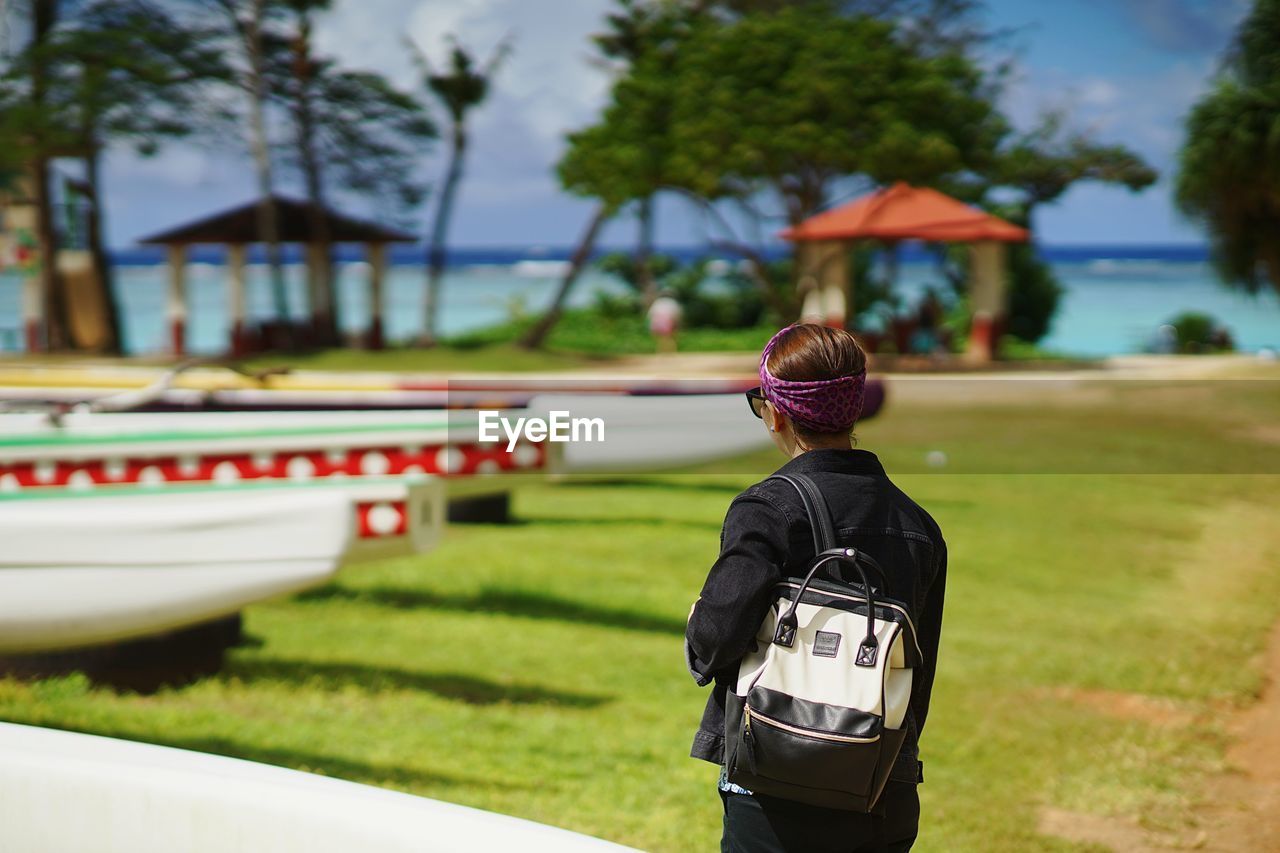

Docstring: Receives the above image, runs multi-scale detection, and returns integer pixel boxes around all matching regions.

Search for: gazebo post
[21,272,43,353]
[305,241,332,341]
[366,242,386,351]
[797,240,847,327]
[818,241,847,328]
[966,240,1008,362]
[4,200,45,352]
[227,243,248,357]
[166,244,188,356]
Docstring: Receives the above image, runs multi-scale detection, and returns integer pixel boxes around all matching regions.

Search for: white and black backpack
[725,473,923,812]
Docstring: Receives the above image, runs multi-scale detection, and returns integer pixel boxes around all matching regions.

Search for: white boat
[527,393,775,473]
[0,479,445,655]
[0,723,638,852]
[0,488,353,654]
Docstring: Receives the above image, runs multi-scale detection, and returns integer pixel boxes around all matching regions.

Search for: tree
[584,0,691,305]
[267,0,433,343]
[408,35,511,346]
[526,2,693,348]
[1176,0,1280,298]
[994,112,1158,213]
[16,0,67,350]
[5,0,229,353]
[208,0,293,338]
[664,3,1004,300]
[518,203,618,350]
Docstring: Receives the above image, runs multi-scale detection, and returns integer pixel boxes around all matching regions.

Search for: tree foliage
[0,0,229,352]
[263,35,433,214]
[996,112,1158,213]
[665,5,1005,223]
[1176,0,1280,297]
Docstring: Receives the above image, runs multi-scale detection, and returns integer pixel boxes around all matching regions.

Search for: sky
[93,0,1251,249]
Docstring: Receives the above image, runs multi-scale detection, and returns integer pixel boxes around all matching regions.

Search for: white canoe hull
[0,723,637,852]
[0,489,354,654]
[528,393,774,473]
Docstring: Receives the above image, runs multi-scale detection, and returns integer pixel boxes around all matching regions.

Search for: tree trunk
[83,140,122,353]
[635,194,657,306]
[29,0,69,351]
[292,11,337,345]
[421,121,466,346]
[519,204,612,350]
[245,0,291,346]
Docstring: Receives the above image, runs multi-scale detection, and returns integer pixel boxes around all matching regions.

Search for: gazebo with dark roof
[137,195,416,355]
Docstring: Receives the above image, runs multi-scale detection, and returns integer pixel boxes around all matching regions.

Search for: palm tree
[1176,0,1280,298]
[212,0,292,340]
[408,35,510,346]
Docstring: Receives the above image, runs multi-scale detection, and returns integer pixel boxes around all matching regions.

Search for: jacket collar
[773,448,886,478]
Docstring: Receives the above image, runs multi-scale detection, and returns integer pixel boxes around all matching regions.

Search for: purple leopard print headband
[759,324,867,433]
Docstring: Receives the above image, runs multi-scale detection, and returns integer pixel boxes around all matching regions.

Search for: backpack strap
[770,473,836,552]
[768,473,887,587]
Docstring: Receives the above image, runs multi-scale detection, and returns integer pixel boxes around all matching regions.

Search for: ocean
[0,245,1276,357]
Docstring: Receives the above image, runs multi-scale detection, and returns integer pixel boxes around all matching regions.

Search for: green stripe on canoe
[0,418,464,448]
[0,475,425,502]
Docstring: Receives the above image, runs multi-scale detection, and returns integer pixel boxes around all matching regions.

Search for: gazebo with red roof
[780,182,1029,361]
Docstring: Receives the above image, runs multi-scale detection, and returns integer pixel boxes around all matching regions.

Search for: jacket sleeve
[911,536,947,738]
[685,494,790,687]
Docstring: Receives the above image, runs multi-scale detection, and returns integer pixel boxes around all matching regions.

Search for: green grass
[449,309,781,355]
[242,342,609,373]
[2,377,1279,850]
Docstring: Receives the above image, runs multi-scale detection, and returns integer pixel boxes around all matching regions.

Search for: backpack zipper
[745,704,881,744]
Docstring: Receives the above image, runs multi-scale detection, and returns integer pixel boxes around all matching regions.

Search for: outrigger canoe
[0,409,551,499]
[0,722,638,852]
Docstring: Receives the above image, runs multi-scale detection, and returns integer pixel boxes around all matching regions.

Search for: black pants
[720,783,919,853]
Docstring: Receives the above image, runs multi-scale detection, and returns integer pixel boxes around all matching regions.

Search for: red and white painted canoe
[0,409,551,499]
[0,722,638,852]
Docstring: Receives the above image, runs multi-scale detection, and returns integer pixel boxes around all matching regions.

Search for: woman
[685,324,947,853]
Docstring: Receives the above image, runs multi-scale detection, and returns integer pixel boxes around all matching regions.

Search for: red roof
[780,182,1029,243]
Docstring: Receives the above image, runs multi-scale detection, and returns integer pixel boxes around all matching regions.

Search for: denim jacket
[685,448,947,785]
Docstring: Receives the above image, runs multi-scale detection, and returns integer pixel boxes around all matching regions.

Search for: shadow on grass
[517,515,722,533]
[43,725,517,792]
[296,585,686,636]
[564,476,750,495]
[228,658,611,708]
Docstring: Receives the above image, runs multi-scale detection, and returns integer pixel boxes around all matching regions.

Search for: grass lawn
[1,377,1279,850]
[242,343,613,374]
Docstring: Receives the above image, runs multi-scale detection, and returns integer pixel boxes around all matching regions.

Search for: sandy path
[1202,619,1280,851]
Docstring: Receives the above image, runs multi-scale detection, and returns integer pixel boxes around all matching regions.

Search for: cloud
[1002,57,1215,167]
[304,0,616,242]
[1086,0,1248,53]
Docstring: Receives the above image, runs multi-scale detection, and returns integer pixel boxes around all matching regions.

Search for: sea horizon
[103,242,1216,268]
[4,242,1277,358]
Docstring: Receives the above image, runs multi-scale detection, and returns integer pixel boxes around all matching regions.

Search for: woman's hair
[763,324,867,440]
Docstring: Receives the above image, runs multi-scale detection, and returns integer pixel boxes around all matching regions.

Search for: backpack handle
[773,548,881,667]
[768,474,883,667]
